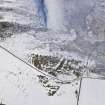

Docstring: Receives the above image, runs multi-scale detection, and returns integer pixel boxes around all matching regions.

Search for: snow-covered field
[79,78,105,105]
[0,46,49,105]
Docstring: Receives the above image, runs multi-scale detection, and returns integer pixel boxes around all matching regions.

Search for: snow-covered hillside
[0,0,105,105]
[44,0,97,31]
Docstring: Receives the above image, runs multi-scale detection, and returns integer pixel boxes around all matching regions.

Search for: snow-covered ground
[0,0,105,105]
[0,46,80,105]
[79,78,105,105]
[0,46,50,105]
[50,81,79,105]
[1,45,105,105]
[0,0,105,76]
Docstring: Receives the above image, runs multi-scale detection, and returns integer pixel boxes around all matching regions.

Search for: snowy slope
[0,0,105,105]
[44,0,96,31]
[0,0,105,77]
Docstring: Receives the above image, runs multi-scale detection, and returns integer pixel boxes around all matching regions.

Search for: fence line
[77,78,82,105]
